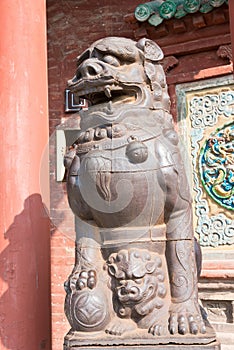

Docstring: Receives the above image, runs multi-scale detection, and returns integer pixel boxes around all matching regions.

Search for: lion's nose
[67,75,79,87]
[77,60,104,80]
[67,60,104,87]
[120,285,139,297]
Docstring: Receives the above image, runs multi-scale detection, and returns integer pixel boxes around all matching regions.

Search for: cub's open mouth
[78,84,139,107]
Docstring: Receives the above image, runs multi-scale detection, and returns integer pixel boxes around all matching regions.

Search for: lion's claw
[87,270,97,289]
[177,315,188,335]
[149,323,167,336]
[105,318,136,336]
[76,269,97,290]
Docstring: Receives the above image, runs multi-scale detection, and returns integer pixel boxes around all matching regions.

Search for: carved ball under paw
[65,287,110,332]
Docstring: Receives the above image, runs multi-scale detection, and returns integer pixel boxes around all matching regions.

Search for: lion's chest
[76,138,166,228]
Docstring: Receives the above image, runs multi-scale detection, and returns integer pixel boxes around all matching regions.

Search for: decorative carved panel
[177,76,234,247]
[202,300,233,324]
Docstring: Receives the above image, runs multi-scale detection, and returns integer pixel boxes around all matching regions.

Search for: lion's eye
[103,55,120,67]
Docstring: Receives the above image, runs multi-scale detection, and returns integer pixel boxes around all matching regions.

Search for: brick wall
[47,0,138,134]
[47,1,139,349]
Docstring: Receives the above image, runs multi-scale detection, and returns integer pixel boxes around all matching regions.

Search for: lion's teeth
[104,87,112,98]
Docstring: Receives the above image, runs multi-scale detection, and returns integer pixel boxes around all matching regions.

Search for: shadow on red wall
[0,194,51,350]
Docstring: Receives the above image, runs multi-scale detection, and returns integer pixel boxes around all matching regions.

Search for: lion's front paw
[76,269,97,290]
[169,300,206,335]
[65,269,97,292]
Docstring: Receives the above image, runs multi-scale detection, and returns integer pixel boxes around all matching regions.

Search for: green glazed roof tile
[134,0,228,26]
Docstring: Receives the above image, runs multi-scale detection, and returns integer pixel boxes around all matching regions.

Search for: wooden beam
[229,1,234,67]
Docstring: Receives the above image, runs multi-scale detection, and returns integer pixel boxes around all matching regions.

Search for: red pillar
[0,1,51,349]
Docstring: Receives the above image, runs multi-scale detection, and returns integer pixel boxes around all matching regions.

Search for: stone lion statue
[63,37,217,348]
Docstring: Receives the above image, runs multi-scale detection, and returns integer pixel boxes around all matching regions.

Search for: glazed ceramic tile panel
[177,76,234,247]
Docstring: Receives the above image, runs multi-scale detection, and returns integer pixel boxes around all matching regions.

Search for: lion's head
[68,37,170,124]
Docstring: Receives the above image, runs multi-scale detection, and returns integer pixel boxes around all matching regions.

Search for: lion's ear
[136,38,164,61]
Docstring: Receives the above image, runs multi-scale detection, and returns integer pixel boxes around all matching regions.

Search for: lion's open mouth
[77,84,139,108]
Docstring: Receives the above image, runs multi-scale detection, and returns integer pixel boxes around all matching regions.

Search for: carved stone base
[64,343,220,350]
[64,322,220,350]
[64,338,220,350]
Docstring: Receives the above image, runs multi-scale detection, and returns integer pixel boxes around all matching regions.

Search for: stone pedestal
[64,338,220,349]
[64,344,220,350]
[64,321,220,350]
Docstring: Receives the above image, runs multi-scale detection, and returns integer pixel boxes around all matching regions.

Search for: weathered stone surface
[63,36,220,348]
